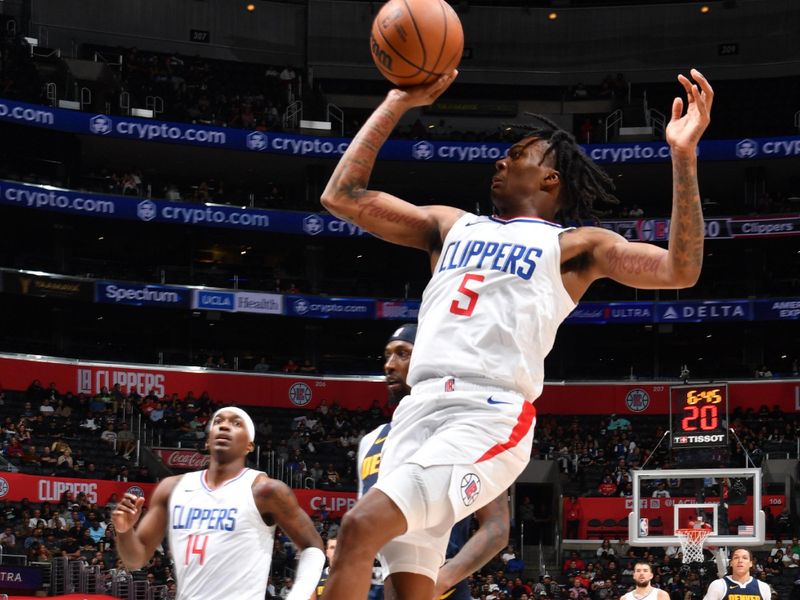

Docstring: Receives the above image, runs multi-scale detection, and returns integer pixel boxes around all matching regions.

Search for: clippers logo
[625,388,650,412]
[288,382,312,407]
[137,200,157,222]
[444,378,455,392]
[89,115,113,135]
[735,138,759,159]
[246,131,268,151]
[460,473,481,506]
[303,214,324,236]
[126,485,145,498]
[412,141,435,161]
[293,299,310,315]
[0,477,8,498]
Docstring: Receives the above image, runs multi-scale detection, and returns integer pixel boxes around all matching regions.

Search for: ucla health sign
[96,282,190,308]
[286,294,375,320]
[193,290,236,311]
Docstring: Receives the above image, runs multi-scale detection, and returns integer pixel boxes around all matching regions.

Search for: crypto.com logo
[412,140,435,160]
[246,131,268,151]
[735,138,759,159]
[303,214,324,236]
[89,115,113,135]
[137,200,157,222]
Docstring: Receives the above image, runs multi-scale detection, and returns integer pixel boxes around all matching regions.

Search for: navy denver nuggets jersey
[705,575,770,600]
[721,576,767,600]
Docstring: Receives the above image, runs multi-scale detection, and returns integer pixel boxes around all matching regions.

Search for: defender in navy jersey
[703,548,771,600]
[357,324,509,600]
[112,407,325,600]
[320,67,713,600]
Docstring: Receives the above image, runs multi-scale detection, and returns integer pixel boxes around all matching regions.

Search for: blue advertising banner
[565,302,654,324]
[285,294,375,320]
[0,564,43,589]
[2,97,800,164]
[753,299,800,321]
[95,281,191,308]
[193,289,236,312]
[3,179,797,240]
[376,300,421,320]
[0,180,367,237]
[654,299,751,323]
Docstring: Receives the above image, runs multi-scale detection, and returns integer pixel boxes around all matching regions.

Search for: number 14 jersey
[168,468,276,600]
[407,213,576,400]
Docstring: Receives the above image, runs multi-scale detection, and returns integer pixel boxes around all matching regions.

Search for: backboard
[628,467,765,547]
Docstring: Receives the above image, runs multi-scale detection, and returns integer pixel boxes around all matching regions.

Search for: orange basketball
[370,0,464,87]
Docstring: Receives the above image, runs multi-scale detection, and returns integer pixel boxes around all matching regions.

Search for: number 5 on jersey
[450,274,484,317]
[184,533,208,565]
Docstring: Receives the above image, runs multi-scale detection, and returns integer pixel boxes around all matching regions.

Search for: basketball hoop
[676,528,711,564]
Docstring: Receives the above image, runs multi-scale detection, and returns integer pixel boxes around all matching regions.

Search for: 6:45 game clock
[670,384,729,448]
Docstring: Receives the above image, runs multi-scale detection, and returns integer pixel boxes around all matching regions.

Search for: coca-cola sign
[153,448,210,470]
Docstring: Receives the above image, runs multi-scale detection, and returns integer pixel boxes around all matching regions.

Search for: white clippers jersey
[407,213,576,400]
[168,468,275,600]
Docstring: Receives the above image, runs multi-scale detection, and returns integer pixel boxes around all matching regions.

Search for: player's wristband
[286,546,326,600]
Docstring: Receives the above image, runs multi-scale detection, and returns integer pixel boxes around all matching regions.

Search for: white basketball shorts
[372,377,536,580]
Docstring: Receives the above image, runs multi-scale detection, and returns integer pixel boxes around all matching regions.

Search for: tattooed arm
[321,72,463,253]
[562,69,713,294]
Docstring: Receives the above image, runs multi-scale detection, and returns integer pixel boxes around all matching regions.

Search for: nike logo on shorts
[487,396,512,405]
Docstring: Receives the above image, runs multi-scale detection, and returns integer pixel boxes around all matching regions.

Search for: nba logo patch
[444,378,455,392]
[460,473,481,506]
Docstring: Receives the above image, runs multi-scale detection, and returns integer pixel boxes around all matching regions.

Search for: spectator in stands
[254,357,270,373]
[755,365,773,378]
[0,526,16,549]
[56,449,73,470]
[565,496,582,539]
[597,539,615,559]
[607,414,631,432]
[652,482,671,498]
[598,475,618,496]
[116,422,136,459]
[321,463,341,489]
[38,396,55,417]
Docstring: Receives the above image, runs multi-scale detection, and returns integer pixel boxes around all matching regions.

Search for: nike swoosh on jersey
[487,396,512,405]
[464,220,489,227]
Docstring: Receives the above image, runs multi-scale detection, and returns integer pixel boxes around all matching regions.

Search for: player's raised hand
[388,69,458,109]
[666,68,714,157]
[111,493,145,533]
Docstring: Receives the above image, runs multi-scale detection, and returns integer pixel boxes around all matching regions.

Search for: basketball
[369,0,464,87]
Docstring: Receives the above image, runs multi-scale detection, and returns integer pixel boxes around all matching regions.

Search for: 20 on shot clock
[670,384,729,448]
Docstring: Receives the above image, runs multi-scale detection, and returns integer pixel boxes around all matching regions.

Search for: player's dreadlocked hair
[506,113,619,225]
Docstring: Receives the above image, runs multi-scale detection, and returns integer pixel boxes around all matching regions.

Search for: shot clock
[670,384,729,448]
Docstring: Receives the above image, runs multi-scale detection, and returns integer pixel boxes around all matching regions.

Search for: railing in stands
[604,109,622,142]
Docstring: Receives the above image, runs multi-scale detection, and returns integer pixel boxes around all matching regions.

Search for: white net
[676,528,711,564]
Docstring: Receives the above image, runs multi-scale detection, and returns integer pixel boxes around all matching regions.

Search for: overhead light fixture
[700,5,711,13]
[548,11,558,21]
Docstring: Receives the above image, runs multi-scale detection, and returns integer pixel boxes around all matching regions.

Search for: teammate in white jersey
[319,67,713,600]
[112,407,325,600]
[621,561,670,600]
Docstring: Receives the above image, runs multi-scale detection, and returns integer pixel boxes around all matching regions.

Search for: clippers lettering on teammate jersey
[360,423,392,494]
[171,505,238,531]
[438,239,543,280]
